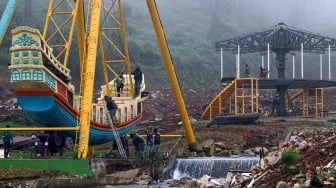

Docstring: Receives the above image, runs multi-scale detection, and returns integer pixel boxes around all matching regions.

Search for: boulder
[106,168,141,184]
[276,181,289,188]
[216,149,230,157]
[184,179,197,188]
[202,139,215,156]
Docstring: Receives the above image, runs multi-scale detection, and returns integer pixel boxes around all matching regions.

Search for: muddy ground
[1,75,336,186]
[137,87,336,187]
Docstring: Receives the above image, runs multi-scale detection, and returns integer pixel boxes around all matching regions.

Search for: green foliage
[317,172,326,181]
[280,150,302,175]
[1,0,262,89]
[281,150,302,167]
[317,170,336,181]
[330,170,336,176]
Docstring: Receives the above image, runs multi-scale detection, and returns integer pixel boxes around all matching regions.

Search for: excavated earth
[1,69,336,186]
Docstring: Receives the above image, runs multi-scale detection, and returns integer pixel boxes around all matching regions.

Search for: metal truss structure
[216,23,336,116]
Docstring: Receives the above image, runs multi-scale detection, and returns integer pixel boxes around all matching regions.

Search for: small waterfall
[166,156,259,180]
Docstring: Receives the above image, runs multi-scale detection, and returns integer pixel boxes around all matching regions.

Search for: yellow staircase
[286,88,324,117]
[201,78,259,119]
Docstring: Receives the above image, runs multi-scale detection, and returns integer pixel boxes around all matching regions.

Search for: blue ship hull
[17,95,139,145]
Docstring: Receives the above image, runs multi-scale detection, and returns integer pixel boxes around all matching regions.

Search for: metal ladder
[106,110,127,158]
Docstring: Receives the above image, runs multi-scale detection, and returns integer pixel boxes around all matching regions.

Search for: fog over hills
[1,0,336,89]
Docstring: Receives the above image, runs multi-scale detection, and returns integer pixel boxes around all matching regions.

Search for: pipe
[221,48,223,79]
[292,54,295,79]
[301,43,303,79]
[329,45,331,81]
[237,45,240,78]
[320,54,322,80]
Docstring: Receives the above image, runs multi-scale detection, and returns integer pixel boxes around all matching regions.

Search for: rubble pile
[165,126,336,188]
[229,127,336,188]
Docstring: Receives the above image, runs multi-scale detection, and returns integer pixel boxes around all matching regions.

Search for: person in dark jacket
[271,95,280,117]
[132,66,143,98]
[130,133,146,159]
[153,128,161,153]
[121,135,129,157]
[2,125,13,158]
[144,127,153,158]
[116,72,124,97]
[104,95,118,124]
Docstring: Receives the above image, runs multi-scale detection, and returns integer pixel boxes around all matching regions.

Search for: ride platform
[258,79,336,89]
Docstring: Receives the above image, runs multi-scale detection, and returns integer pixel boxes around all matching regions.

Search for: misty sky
[129,0,336,80]
[233,0,336,36]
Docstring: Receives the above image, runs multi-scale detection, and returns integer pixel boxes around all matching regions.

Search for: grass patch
[0,159,94,177]
[280,150,302,175]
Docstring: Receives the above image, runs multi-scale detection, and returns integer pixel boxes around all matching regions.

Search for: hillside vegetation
[1,0,336,90]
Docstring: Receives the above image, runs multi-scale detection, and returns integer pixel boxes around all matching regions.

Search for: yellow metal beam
[146,0,195,144]
[77,0,102,159]
[0,127,79,131]
[118,0,134,96]
[76,0,87,86]
[42,0,79,67]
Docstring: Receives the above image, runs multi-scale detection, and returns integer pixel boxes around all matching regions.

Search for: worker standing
[144,127,154,158]
[2,125,13,158]
[116,72,124,97]
[132,66,143,98]
[153,128,161,154]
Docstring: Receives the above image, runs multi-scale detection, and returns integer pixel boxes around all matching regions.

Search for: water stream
[165,156,259,179]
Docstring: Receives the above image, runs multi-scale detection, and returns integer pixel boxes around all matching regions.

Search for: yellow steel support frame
[302,89,309,117]
[315,88,323,117]
[302,88,324,117]
[30,0,135,158]
[98,0,134,97]
[77,0,101,159]
[43,0,80,68]
[233,78,259,115]
[77,0,87,94]
[42,0,92,158]
[292,88,323,117]
[230,95,233,114]
[146,0,196,144]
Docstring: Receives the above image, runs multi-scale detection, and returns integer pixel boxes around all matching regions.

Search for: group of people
[104,65,143,124]
[128,127,160,159]
[114,65,143,98]
[244,64,269,79]
[103,123,164,159]
[105,125,161,159]
[143,127,161,158]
